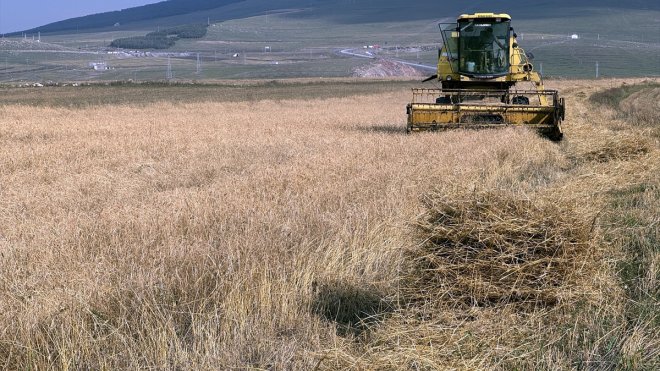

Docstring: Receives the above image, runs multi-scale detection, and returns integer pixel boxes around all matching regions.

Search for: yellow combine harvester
[406,13,565,140]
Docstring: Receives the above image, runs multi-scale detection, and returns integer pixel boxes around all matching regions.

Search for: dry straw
[0,78,658,369]
[408,190,595,309]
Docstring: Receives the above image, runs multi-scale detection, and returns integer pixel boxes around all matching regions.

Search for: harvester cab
[407,13,565,140]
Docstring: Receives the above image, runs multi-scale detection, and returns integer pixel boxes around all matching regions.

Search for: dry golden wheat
[0,78,657,369]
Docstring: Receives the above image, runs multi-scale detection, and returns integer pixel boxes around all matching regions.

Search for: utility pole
[595,61,599,78]
[166,56,173,79]
[539,62,543,76]
[196,53,201,74]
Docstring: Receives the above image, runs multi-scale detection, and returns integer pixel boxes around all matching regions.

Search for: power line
[166,56,173,80]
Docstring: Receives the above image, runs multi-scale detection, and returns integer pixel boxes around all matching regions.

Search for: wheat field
[0,78,658,369]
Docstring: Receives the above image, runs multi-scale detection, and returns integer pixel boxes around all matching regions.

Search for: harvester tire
[546,126,563,142]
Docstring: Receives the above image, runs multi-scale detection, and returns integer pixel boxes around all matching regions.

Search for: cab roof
[458,13,511,21]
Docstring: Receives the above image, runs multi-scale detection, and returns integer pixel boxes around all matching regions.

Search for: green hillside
[1,0,657,81]
[20,0,660,35]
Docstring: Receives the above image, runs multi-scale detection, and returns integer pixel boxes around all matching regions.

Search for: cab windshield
[458,20,510,76]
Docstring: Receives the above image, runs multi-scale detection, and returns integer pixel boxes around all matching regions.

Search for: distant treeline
[110,36,176,50]
[12,0,242,35]
[110,24,209,49]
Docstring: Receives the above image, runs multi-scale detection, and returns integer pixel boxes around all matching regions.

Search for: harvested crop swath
[584,136,652,163]
[407,190,594,309]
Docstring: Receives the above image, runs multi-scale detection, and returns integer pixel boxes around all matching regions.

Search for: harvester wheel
[549,130,563,142]
[546,126,563,142]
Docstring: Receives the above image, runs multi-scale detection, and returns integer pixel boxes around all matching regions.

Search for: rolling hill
[2,0,658,81]
[16,0,660,35]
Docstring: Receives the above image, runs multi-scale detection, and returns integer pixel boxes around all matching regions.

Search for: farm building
[89,62,109,71]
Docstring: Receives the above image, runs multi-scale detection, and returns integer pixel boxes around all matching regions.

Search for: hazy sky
[0,0,160,33]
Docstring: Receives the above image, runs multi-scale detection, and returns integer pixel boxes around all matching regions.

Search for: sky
[0,0,160,33]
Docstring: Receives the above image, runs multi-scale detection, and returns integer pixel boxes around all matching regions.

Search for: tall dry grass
[0,78,657,369]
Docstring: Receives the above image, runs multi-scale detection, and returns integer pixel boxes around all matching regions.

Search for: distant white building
[571,34,579,40]
[90,62,109,71]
